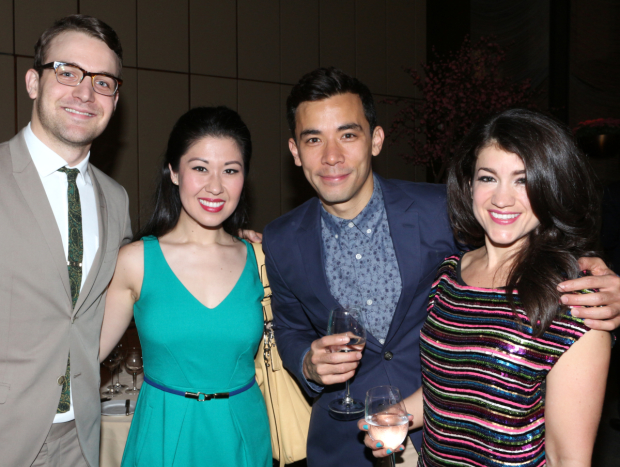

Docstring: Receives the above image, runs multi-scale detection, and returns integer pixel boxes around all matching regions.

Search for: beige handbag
[252,242,312,466]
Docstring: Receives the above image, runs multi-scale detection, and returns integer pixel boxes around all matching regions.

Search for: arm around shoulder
[544,328,611,466]
[99,240,144,361]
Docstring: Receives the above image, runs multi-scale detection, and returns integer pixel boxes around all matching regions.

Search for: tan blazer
[0,129,132,467]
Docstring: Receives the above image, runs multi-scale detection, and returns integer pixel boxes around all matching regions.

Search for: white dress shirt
[24,123,100,423]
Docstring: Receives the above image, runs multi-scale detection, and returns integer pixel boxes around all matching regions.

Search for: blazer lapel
[296,199,339,326]
[9,132,72,306]
[295,198,382,351]
[73,166,108,318]
[379,177,421,347]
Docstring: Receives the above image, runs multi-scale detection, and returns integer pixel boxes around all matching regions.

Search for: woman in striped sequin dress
[361,109,611,466]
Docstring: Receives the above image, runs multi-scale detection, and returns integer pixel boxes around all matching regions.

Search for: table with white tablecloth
[99,367,143,467]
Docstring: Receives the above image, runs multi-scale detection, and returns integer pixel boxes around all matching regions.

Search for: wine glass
[101,351,121,395]
[327,306,367,419]
[124,347,143,395]
[365,386,409,467]
[113,343,128,391]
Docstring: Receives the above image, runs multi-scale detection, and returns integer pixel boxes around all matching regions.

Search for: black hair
[136,106,252,240]
[34,15,123,75]
[447,108,601,335]
[286,67,377,139]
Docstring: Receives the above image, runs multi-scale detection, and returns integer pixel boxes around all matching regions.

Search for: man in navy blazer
[263,67,454,466]
[262,67,620,467]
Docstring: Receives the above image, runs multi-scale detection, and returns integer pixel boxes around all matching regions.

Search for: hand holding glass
[365,386,409,466]
[327,306,367,418]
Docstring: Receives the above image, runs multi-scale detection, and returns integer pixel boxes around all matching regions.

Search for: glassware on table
[113,343,128,391]
[365,385,409,467]
[327,306,367,419]
[124,347,143,395]
[101,350,122,395]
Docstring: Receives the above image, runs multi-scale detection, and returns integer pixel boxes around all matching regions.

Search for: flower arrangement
[386,36,537,182]
[573,118,620,138]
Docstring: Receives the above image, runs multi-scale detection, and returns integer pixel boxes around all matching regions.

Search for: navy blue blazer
[263,175,457,467]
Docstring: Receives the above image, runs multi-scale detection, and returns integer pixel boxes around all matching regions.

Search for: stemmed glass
[327,306,367,419]
[112,343,128,392]
[101,350,122,395]
[124,347,143,395]
[365,386,409,467]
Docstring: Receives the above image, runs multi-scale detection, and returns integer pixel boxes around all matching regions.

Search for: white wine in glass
[365,385,409,466]
[327,306,367,419]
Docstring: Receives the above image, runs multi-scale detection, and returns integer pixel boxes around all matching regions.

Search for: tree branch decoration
[386,37,536,183]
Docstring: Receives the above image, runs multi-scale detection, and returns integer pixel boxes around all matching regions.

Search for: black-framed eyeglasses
[40,61,122,96]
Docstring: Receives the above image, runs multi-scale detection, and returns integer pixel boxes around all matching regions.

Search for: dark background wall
[1,0,618,226]
[0,0,428,232]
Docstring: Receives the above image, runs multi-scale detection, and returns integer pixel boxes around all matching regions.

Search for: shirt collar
[321,174,384,237]
[25,122,92,183]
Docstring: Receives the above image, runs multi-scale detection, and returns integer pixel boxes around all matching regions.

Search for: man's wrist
[300,347,324,393]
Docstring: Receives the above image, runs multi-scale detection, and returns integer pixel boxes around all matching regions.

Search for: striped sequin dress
[418,255,590,467]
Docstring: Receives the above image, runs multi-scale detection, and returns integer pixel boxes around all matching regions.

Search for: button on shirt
[24,122,99,423]
[321,176,402,343]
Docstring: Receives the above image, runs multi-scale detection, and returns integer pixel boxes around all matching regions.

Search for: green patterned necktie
[56,167,83,413]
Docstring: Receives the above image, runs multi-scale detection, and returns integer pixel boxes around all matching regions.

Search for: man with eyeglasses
[0,15,131,467]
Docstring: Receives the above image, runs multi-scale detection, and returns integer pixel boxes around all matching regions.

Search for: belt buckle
[185,391,229,401]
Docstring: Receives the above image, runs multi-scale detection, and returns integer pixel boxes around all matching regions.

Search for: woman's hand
[357,415,413,458]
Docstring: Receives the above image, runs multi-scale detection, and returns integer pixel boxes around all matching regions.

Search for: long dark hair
[136,106,252,240]
[447,108,601,335]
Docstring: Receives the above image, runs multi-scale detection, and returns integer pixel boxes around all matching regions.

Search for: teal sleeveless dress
[120,236,272,467]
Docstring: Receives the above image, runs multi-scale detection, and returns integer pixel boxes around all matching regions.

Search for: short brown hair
[34,15,123,75]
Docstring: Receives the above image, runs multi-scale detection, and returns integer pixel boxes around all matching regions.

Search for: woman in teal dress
[99,106,272,466]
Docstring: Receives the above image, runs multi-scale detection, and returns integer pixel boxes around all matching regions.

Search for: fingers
[560,290,608,307]
[313,334,351,350]
[237,229,263,243]
[577,256,611,275]
[572,305,620,330]
[559,273,620,294]
[303,334,363,385]
[320,370,357,386]
[583,316,620,331]
[362,433,403,458]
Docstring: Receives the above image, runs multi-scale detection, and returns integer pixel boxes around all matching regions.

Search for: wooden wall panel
[0,55,15,142]
[190,0,236,77]
[319,0,356,75]
[137,0,188,72]
[15,0,77,56]
[238,0,279,82]
[280,1,319,84]
[356,0,387,95]
[137,70,189,226]
[190,75,237,110]
[91,68,139,233]
[238,80,281,230]
[80,0,138,67]
[0,0,13,54]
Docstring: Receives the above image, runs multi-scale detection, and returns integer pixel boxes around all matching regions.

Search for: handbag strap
[252,242,273,322]
[252,242,286,466]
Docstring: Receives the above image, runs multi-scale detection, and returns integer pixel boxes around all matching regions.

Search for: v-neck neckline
[154,238,250,310]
